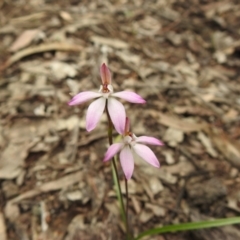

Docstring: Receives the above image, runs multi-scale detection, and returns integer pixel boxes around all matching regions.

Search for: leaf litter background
[0,0,240,239]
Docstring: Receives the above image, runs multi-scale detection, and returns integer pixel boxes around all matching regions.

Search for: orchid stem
[106,107,128,234]
[125,178,130,240]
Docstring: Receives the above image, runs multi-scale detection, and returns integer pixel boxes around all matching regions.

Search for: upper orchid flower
[103,118,163,180]
[68,63,146,133]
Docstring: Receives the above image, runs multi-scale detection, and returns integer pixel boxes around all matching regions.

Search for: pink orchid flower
[68,63,146,133]
[103,118,163,180]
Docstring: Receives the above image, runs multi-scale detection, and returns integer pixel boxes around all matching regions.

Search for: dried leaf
[9,171,84,204]
[164,127,184,147]
[0,143,28,179]
[66,190,83,201]
[59,11,73,22]
[0,212,7,240]
[120,180,143,194]
[90,36,129,49]
[173,106,213,116]
[148,177,164,195]
[1,42,82,71]
[139,210,153,223]
[209,129,240,169]
[197,131,218,157]
[166,159,195,176]
[148,110,207,132]
[223,109,238,122]
[4,202,20,222]
[162,150,176,164]
[145,203,166,217]
[159,168,178,184]
[9,29,41,52]
[48,61,77,79]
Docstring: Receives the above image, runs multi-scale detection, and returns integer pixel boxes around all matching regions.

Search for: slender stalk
[105,106,127,228]
[125,178,130,239]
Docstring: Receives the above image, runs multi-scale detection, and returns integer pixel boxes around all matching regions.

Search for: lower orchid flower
[103,118,163,180]
[68,63,146,134]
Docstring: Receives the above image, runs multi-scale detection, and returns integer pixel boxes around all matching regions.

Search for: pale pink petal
[112,91,146,104]
[100,63,111,85]
[133,144,160,168]
[136,136,164,146]
[86,97,106,131]
[119,146,134,180]
[103,143,124,162]
[107,98,126,134]
[68,91,102,106]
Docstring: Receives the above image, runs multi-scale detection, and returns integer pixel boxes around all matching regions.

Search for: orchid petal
[68,91,102,106]
[120,146,134,180]
[133,144,160,168]
[100,63,111,85]
[86,97,106,132]
[103,143,123,162]
[112,91,146,104]
[136,136,164,146]
[107,98,126,134]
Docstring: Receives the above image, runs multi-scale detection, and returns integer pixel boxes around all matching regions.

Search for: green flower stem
[125,177,131,240]
[106,107,127,231]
